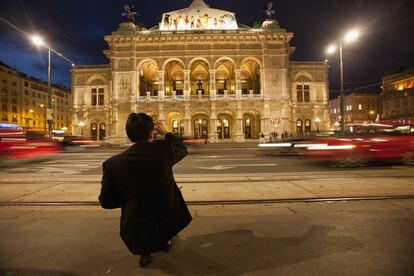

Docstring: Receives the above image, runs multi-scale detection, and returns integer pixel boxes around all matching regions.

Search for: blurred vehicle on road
[179,135,207,153]
[258,132,336,155]
[0,123,61,165]
[304,132,414,167]
[61,136,101,151]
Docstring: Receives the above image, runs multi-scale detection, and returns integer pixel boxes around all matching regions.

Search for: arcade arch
[215,59,235,95]
[240,59,261,95]
[190,60,210,95]
[138,60,159,96]
[164,60,184,96]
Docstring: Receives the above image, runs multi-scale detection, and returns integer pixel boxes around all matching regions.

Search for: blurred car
[0,127,61,165]
[258,133,335,155]
[304,134,414,167]
[61,136,101,151]
[179,135,207,153]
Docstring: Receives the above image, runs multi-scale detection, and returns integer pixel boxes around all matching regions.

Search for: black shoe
[139,254,152,268]
[163,240,172,252]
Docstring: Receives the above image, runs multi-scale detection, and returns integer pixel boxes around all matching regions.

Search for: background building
[0,60,72,133]
[382,68,414,124]
[329,92,382,128]
[72,0,329,143]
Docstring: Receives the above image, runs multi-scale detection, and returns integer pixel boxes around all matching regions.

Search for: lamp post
[326,29,360,135]
[314,117,321,133]
[30,35,75,139]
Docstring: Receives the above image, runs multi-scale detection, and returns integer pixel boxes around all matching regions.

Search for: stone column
[130,71,137,112]
[158,103,165,123]
[158,70,165,101]
[184,103,192,136]
[260,69,265,97]
[209,102,218,143]
[209,69,216,100]
[235,69,242,99]
[235,101,245,142]
[261,99,270,135]
[280,69,290,131]
[183,70,191,101]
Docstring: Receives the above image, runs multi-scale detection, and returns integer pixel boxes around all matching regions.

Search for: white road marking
[196,164,277,170]
[192,158,262,162]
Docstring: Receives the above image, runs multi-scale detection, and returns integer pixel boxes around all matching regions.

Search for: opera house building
[72,0,329,143]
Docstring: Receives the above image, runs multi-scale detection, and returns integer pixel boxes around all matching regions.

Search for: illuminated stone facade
[72,0,329,143]
[0,61,72,133]
[382,68,414,123]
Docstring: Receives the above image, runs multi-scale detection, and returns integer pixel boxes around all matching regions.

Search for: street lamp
[78,121,85,136]
[314,117,321,133]
[30,34,75,139]
[326,29,360,135]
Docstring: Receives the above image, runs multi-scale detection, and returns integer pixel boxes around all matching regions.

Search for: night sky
[0,0,413,97]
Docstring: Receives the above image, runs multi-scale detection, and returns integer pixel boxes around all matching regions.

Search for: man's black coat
[99,133,192,255]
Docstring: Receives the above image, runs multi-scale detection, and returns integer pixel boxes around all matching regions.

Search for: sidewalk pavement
[1,169,414,203]
[1,200,413,275]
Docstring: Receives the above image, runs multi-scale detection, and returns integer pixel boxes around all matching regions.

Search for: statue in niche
[262,1,276,20]
[122,4,138,23]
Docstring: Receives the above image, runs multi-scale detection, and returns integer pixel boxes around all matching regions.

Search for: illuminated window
[91,88,97,106]
[296,85,310,103]
[358,104,362,110]
[98,88,104,105]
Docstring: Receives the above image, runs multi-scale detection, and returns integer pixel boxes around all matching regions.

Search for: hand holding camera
[154,121,168,136]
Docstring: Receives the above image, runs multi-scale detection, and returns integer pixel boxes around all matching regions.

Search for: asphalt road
[0,144,405,177]
[1,200,413,275]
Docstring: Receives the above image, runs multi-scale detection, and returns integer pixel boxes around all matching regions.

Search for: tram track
[1,195,414,207]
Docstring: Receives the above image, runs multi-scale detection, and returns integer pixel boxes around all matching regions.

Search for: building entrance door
[194,119,208,139]
[245,118,252,138]
[91,123,98,140]
[217,119,230,139]
[99,123,106,140]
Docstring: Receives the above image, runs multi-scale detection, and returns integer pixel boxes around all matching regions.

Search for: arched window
[194,119,208,139]
[99,123,106,140]
[245,118,252,138]
[296,85,310,103]
[91,88,104,106]
[91,123,98,140]
[172,120,179,133]
[296,119,303,134]
[305,119,311,133]
[217,118,231,139]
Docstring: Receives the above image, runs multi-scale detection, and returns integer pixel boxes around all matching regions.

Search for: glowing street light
[31,35,45,47]
[326,45,337,54]
[325,29,361,135]
[344,30,359,43]
[30,33,75,138]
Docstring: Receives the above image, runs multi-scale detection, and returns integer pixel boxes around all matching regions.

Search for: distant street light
[30,34,75,139]
[326,29,360,135]
[369,110,375,122]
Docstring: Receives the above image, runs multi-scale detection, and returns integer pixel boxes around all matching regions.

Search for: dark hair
[125,113,154,142]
